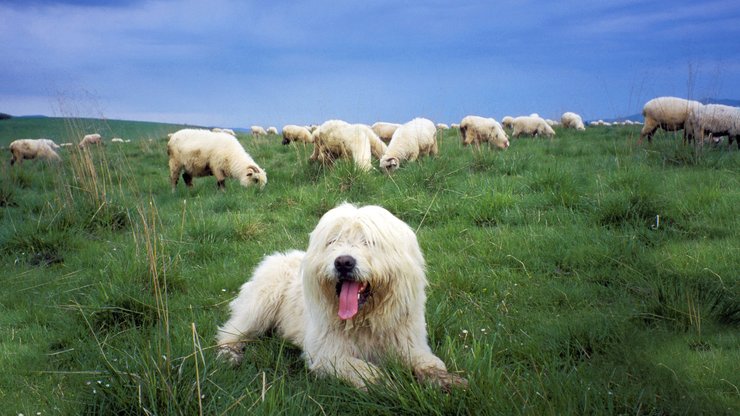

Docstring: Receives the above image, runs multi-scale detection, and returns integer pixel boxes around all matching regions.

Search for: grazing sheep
[37,138,60,150]
[60,142,74,147]
[111,138,124,143]
[379,117,438,173]
[79,133,102,148]
[310,120,349,161]
[459,115,510,149]
[310,121,385,171]
[561,112,586,130]
[436,123,449,130]
[450,123,460,129]
[371,122,400,144]
[212,128,236,136]
[511,116,556,138]
[501,116,514,130]
[267,126,278,135]
[251,126,267,137]
[167,129,267,191]
[639,96,702,142]
[9,139,62,165]
[281,125,313,145]
[685,104,740,148]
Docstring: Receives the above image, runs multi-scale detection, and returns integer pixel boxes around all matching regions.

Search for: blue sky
[1,0,739,127]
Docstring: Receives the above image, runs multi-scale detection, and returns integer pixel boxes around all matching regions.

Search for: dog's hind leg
[216,280,282,365]
[216,250,304,365]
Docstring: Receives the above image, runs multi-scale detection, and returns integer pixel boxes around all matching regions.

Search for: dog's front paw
[438,372,468,392]
[416,368,469,392]
[217,342,245,366]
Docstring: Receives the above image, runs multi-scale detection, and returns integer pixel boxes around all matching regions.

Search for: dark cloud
[1,0,739,126]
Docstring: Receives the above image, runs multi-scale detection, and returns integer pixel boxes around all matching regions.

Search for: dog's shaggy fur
[217,203,467,390]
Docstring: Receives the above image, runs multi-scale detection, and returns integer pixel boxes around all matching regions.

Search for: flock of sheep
[6,96,738,184]
[639,96,740,146]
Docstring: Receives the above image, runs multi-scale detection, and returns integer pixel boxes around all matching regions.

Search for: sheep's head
[241,166,267,190]
[491,127,510,150]
[281,136,291,145]
[379,156,399,173]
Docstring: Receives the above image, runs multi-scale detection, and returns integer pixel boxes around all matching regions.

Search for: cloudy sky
[1,0,739,127]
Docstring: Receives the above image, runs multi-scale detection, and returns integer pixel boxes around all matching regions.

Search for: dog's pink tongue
[338,281,361,320]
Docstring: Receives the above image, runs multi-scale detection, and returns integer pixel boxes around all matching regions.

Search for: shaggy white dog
[217,203,467,390]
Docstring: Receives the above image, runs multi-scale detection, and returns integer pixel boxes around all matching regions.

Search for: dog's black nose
[334,255,356,274]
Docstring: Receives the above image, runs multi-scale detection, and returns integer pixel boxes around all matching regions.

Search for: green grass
[1,120,738,415]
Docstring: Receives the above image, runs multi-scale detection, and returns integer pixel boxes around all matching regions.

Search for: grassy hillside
[1,122,738,415]
[0,116,201,147]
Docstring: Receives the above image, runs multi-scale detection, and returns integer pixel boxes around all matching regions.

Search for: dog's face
[302,203,426,322]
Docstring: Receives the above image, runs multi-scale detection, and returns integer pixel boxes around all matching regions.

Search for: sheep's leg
[309,143,320,161]
[730,135,739,150]
[169,159,182,190]
[215,170,227,190]
[182,172,193,187]
[10,150,20,166]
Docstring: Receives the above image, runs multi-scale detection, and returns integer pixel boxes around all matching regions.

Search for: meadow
[0,118,738,415]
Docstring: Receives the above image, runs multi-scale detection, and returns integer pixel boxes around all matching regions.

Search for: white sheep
[37,138,60,150]
[250,126,267,137]
[309,120,349,161]
[501,116,514,130]
[212,128,236,136]
[310,120,385,171]
[281,124,313,145]
[267,126,278,135]
[459,115,510,149]
[639,96,702,142]
[60,142,74,147]
[436,123,449,130]
[167,129,266,191]
[685,103,740,148]
[450,123,460,129]
[111,138,124,143]
[511,116,556,138]
[561,112,586,130]
[379,117,438,173]
[371,122,400,144]
[79,133,103,148]
[9,139,62,165]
